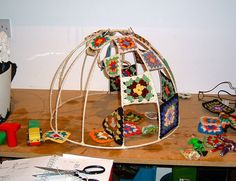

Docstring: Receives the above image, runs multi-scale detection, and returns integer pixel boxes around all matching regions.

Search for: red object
[0,122,21,147]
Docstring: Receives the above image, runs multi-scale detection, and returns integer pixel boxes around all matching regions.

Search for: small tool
[34,165,105,181]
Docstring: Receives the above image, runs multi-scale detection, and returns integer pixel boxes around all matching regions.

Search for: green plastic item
[172,167,197,181]
[0,131,6,144]
[28,119,40,128]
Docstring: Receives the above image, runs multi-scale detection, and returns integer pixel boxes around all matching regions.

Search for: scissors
[34,165,105,181]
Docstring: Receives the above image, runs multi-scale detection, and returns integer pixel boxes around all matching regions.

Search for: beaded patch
[142,124,158,135]
[90,35,110,50]
[115,36,137,53]
[202,99,235,114]
[160,94,179,139]
[110,64,137,92]
[104,54,121,77]
[102,107,124,145]
[123,122,141,137]
[141,50,163,70]
[124,109,144,124]
[198,116,223,135]
[43,130,71,143]
[89,129,113,144]
[121,71,158,106]
[160,71,175,102]
[203,135,223,148]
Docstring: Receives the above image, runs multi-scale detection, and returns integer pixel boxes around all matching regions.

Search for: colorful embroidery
[160,71,175,102]
[203,135,223,149]
[219,112,236,131]
[124,109,144,124]
[198,116,223,135]
[123,122,141,137]
[43,130,71,143]
[121,72,158,106]
[202,99,235,114]
[115,36,137,53]
[160,94,179,139]
[142,124,158,135]
[90,35,110,50]
[102,107,124,145]
[110,64,137,92]
[141,50,163,70]
[104,54,120,77]
[89,129,113,144]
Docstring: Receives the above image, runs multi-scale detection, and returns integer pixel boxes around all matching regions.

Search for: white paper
[0,154,113,181]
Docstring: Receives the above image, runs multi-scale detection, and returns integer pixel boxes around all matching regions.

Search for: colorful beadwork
[203,135,223,149]
[202,99,235,114]
[160,94,179,139]
[123,122,141,137]
[121,72,158,106]
[115,36,137,53]
[160,71,175,102]
[43,130,71,143]
[102,107,124,145]
[110,64,137,92]
[124,109,144,124]
[141,50,163,70]
[104,54,120,77]
[90,35,110,50]
[198,116,223,135]
[89,129,113,144]
[142,124,158,135]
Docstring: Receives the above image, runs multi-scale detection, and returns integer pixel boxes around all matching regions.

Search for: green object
[172,167,197,181]
[29,119,40,128]
[0,131,6,144]
[188,137,208,156]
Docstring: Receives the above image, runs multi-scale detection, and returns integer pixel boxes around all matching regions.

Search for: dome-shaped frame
[49,29,180,149]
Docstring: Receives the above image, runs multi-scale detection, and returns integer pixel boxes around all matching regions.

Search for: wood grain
[0,89,235,167]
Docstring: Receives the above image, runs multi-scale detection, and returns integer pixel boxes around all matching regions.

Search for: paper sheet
[0,154,113,181]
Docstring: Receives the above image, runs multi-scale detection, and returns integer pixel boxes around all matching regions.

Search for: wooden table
[0,89,235,167]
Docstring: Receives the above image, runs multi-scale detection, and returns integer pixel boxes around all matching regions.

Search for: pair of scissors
[34,165,105,181]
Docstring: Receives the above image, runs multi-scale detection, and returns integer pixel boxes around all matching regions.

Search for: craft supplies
[49,29,179,149]
[89,129,113,144]
[180,149,201,160]
[142,125,158,135]
[43,130,71,143]
[27,119,43,146]
[144,112,158,120]
[124,109,144,124]
[0,131,6,144]
[0,122,20,147]
[202,99,235,114]
[188,135,208,156]
[198,116,223,135]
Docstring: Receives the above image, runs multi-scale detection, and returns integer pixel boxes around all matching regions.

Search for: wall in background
[1,0,236,93]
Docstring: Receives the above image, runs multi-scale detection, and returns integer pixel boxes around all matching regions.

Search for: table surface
[0,89,235,167]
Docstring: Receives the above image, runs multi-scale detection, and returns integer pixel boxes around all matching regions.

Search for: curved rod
[49,31,104,131]
[81,51,101,144]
